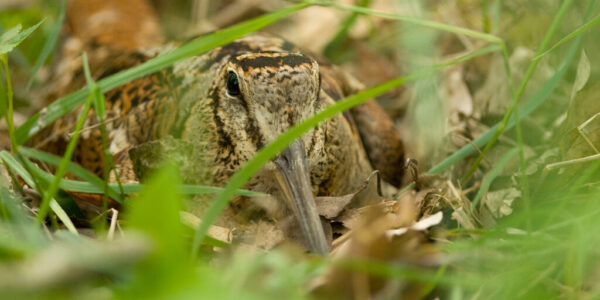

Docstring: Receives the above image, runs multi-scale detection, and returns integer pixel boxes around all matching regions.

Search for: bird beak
[273,139,329,254]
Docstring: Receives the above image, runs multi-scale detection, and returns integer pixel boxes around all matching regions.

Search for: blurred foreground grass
[2,0,600,299]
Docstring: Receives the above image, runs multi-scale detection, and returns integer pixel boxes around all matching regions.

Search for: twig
[545,153,600,170]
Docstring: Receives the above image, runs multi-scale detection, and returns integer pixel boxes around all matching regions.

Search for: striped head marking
[208,52,321,156]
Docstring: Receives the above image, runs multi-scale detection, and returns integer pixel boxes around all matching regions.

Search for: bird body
[29,0,405,251]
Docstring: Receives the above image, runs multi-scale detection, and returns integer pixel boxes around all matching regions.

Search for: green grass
[1,0,600,298]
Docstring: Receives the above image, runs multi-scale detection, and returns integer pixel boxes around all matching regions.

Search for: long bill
[273,139,329,254]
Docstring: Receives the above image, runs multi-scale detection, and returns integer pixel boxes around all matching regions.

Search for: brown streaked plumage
[30,0,405,252]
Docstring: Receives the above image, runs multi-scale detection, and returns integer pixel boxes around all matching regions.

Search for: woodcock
[30,0,405,253]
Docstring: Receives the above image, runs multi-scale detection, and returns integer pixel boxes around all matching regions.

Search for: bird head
[204,51,329,253]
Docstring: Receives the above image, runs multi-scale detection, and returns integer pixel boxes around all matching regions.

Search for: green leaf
[0,151,34,187]
[127,164,183,252]
[124,164,192,295]
[0,24,21,46]
[82,52,106,118]
[49,199,78,234]
[0,20,44,56]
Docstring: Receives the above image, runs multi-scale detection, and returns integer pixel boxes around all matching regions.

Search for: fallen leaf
[484,187,520,218]
[571,49,590,101]
[316,170,381,219]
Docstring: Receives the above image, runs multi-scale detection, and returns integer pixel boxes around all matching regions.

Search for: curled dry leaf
[316,170,382,219]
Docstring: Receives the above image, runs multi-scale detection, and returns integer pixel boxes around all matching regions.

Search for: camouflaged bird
[30,0,405,253]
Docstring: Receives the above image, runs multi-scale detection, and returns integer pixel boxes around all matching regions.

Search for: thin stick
[545,153,600,170]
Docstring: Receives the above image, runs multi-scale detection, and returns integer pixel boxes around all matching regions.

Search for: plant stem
[36,94,94,224]
[1,55,18,153]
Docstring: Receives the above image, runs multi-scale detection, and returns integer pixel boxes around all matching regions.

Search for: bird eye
[226,72,241,96]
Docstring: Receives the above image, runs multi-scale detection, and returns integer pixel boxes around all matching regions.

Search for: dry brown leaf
[444,65,473,125]
[316,170,382,219]
[315,194,355,220]
[314,198,440,300]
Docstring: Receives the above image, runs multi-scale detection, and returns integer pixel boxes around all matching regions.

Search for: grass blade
[82,52,121,226]
[0,151,34,187]
[36,92,94,223]
[49,199,77,234]
[464,0,574,180]
[0,56,17,152]
[323,0,370,61]
[27,0,66,89]
[1,150,78,234]
[470,148,519,213]
[8,149,263,198]
[316,0,503,44]
[535,13,600,60]
[19,147,124,203]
